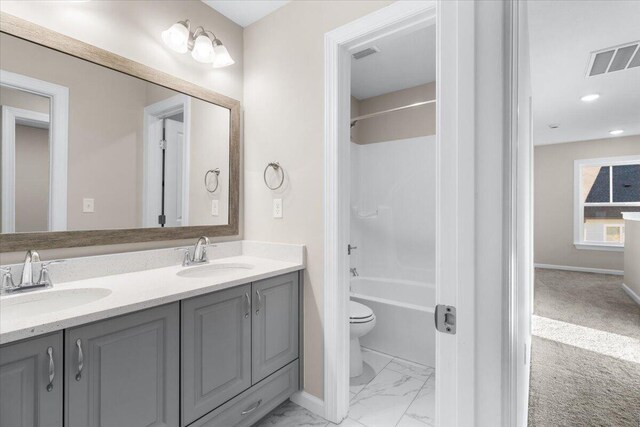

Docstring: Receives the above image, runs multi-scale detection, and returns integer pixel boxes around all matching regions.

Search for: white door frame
[0,69,69,232]
[323,2,475,425]
[142,94,191,227]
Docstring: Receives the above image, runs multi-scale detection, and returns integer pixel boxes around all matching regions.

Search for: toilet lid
[350,301,373,321]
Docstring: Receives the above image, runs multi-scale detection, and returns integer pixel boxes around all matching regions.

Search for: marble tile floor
[254,348,435,427]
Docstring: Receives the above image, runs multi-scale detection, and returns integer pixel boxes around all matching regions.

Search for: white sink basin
[177,262,254,279]
[0,288,112,318]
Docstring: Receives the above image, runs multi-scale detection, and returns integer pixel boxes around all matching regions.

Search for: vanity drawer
[190,359,299,427]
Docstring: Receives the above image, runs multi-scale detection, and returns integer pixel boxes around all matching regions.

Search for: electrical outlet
[83,198,94,213]
[273,198,283,218]
[211,199,219,216]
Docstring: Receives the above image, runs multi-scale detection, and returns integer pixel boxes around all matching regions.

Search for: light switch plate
[273,198,283,218]
[83,198,94,213]
[211,199,219,216]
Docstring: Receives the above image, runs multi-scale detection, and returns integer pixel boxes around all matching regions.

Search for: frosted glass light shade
[191,35,214,63]
[162,22,189,54]
[212,43,235,68]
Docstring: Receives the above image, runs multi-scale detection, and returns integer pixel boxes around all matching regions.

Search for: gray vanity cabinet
[252,272,299,383]
[181,284,252,426]
[64,303,180,427]
[0,332,63,427]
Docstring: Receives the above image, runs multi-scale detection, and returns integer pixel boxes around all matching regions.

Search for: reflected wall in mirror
[0,33,230,234]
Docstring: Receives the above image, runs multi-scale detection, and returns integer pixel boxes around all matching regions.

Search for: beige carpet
[528,269,640,427]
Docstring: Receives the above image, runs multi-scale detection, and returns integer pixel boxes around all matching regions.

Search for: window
[575,156,640,250]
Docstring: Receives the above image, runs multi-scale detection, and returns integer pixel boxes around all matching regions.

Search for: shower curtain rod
[350,99,436,127]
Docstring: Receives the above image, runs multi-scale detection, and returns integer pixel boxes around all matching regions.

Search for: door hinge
[159,139,167,150]
[434,304,456,335]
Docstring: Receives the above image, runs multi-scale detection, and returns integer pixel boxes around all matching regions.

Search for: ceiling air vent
[587,41,640,76]
[352,46,380,60]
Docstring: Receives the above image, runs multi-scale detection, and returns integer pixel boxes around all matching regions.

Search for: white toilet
[349,300,376,378]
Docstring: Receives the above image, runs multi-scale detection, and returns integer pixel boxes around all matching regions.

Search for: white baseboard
[290,390,325,419]
[534,263,624,276]
[622,283,640,306]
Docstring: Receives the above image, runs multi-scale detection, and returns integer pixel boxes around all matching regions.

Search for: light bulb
[162,22,189,54]
[580,94,600,102]
[609,129,624,136]
[191,35,214,63]
[212,41,235,68]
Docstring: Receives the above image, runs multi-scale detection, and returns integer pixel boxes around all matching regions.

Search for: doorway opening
[143,94,191,228]
[510,1,640,425]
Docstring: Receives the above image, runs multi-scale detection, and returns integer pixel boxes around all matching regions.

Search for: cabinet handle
[46,347,54,392]
[241,399,262,415]
[255,290,262,315]
[75,339,83,381]
[244,292,250,318]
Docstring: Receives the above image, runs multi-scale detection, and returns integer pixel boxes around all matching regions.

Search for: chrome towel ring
[264,162,285,190]
[205,168,220,193]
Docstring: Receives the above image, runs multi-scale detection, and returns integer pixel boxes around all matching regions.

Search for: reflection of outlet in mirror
[83,198,94,213]
[82,199,94,213]
[273,198,283,218]
[211,200,219,216]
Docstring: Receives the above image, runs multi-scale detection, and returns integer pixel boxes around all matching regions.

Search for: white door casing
[0,69,68,232]
[323,1,475,425]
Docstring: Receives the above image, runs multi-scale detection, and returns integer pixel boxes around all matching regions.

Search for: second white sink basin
[177,262,255,279]
[0,288,112,319]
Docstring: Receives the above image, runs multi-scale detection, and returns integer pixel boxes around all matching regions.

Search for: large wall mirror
[0,13,240,252]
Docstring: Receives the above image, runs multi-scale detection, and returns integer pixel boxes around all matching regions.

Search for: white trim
[290,391,325,417]
[142,94,191,227]
[622,283,640,305]
[534,263,624,276]
[324,1,474,426]
[0,69,68,232]
[574,242,624,252]
[574,155,640,249]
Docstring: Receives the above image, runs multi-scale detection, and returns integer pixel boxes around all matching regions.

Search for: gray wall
[15,125,49,232]
[534,135,640,271]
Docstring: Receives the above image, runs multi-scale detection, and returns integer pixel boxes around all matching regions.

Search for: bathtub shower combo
[349,135,437,372]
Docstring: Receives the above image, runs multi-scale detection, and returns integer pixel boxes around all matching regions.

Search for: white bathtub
[350,277,435,366]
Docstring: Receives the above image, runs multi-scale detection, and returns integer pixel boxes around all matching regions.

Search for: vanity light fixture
[162,20,235,68]
[580,93,600,102]
[609,129,624,136]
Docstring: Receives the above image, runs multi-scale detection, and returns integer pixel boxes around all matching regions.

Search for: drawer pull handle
[245,292,250,318]
[75,339,83,381]
[255,290,262,315]
[241,399,262,416]
[46,347,54,392]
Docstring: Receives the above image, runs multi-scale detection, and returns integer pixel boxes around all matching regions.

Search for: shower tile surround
[0,240,305,344]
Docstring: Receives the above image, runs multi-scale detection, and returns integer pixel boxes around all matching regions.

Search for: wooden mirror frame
[0,13,240,252]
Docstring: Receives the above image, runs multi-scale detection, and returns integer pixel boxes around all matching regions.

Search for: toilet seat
[350,301,374,323]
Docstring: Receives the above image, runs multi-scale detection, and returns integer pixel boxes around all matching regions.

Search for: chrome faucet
[178,236,215,267]
[0,250,65,295]
[20,249,40,286]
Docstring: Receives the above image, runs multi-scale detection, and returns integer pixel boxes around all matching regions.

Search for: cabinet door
[0,332,63,427]
[65,303,179,427]
[252,272,299,383]
[181,284,252,426]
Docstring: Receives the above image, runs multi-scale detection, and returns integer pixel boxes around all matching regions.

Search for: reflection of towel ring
[263,162,285,190]
[205,168,220,193]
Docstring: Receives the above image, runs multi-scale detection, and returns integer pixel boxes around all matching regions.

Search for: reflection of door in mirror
[0,86,51,233]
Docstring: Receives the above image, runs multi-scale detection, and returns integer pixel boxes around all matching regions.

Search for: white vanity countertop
[0,242,305,345]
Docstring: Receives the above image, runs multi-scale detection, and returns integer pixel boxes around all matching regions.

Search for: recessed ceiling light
[580,93,600,102]
[548,123,560,129]
[609,129,624,136]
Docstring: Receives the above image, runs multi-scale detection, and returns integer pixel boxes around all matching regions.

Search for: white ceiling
[202,0,290,28]
[527,1,640,145]
[351,25,436,100]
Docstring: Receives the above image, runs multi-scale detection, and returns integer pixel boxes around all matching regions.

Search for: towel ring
[205,168,220,193]
[263,162,285,191]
